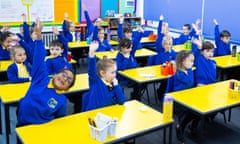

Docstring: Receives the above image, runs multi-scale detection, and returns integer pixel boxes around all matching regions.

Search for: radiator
[42,32,57,47]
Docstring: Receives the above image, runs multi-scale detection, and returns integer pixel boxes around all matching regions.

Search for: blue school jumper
[84,10,95,39]
[18,40,67,125]
[116,52,138,85]
[117,24,143,53]
[214,25,231,56]
[155,19,165,53]
[194,55,216,84]
[166,68,195,93]
[62,20,78,42]
[0,44,10,60]
[148,50,177,66]
[81,56,126,112]
[173,29,196,45]
[46,34,72,75]
[92,26,113,52]
[7,62,31,83]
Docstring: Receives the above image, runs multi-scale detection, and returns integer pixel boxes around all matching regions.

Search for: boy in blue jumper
[92,26,113,52]
[148,35,177,100]
[213,19,231,56]
[118,16,144,54]
[45,27,72,75]
[18,18,76,125]
[194,41,216,85]
[0,31,14,60]
[81,41,126,112]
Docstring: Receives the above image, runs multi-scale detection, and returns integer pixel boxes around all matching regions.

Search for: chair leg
[228,108,232,122]
[221,111,227,123]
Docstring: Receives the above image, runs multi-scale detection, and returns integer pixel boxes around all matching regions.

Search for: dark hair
[0,31,12,44]
[220,30,231,38]
[183,24,191,30]
[201,41,214,51]
[176,50,194,70]
[98,27,104,32]
[123,27,132,33]
[96,58,116,77]
[118,38,132,51]
[57,68,76,88]
[50,40,64,49]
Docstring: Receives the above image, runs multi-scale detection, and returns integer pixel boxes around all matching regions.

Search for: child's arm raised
[117,16,124,39]
[88,41,99,83]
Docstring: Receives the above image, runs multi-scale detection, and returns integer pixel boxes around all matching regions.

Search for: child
[148,35,177,100]
[45,27,72,75]
[194,41,216,86]
[0,31,13,60]
[18,18,76,125]
[166,50,195,143]
[81,41,126,112]
[155,15,170,53]
[62,12,77,42]
[92,26,113,52]
[7,44,32,83]
[213,19,231,56]
[118,16,143,54]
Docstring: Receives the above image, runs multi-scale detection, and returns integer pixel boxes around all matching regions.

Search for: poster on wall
[81,0,100,22]
[0,0,54,22]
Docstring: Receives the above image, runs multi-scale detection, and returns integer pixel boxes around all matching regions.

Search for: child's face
[183,54,194,69]
[14,48,26,63]
[221,36,230,44]
[124,32,132,39]
[202,49,214,59]
[2,36,12,49]
[121,44,132,54]
[69,23,75,32]
[183,26,190,35]
[101,64,117,83]
[163,40,172,51]
[50,46,63,57]
[53,70,74,90]
[98,29,105,40]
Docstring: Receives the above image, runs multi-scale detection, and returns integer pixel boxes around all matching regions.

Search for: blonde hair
[162,35,173,46]
[96,58,116,76]
[10,45,25,60]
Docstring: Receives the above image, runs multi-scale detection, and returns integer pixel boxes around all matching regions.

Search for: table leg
[9,106,17,144]
[0,102,7,144]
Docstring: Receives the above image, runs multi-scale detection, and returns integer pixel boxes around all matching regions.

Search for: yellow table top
[16,100,173,144]
[213,55,240,68]
[167,80,240,114]
[172,44,185,53]
[118,65,171,83]
[0,60,13,72]
[140,37,156,43]
[68,40,119,48]
[0,73,89,103]
[95,48,157,59]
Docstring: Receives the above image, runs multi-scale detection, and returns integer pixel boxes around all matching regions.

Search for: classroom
[1,0,240,144]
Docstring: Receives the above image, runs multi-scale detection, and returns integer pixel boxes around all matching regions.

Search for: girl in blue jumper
[18,18,76,125]
[45,27,72,75]
[92,26,113,52]
[213,19,231,56]
[166,50,196,143]
[81,41,126,112]
[7,41,32,83]
[62,12,77,42]
[118,16,143,54]
[148,35,177,100]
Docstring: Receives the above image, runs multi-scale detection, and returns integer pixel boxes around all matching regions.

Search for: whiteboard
[0,0,54,22]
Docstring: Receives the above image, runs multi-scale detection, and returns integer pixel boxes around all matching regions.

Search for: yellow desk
[118,65,171,83]
[140,37,156,43]
[68,40,119,49]
[172,44,185,53]
[95,48,157,59]
[0,60,12,72]
[0,73,89,144]
[213,55,240,69]
[16,100,173,144]
[167,80,240,135]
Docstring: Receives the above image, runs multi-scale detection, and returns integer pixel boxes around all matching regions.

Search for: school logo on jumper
[48,98,58,108]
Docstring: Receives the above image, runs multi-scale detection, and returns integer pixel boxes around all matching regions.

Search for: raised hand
[52,26,60,35]
[64,12,69,20]
[34,17,43,40]
[213,19,218,25]
[88,41,99,57]
[21,13,27,22]
[160,15,164,21]
[119,16,124,24]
